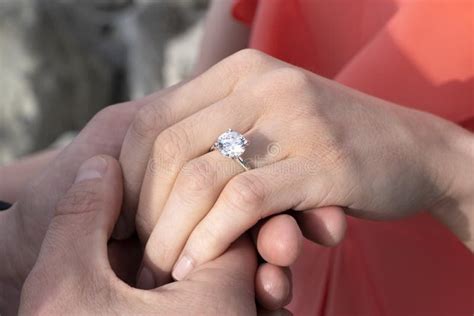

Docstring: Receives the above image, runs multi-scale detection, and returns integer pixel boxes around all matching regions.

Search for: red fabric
[233,0,474,315]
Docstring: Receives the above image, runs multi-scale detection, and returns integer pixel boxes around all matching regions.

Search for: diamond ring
[211,129,251,171]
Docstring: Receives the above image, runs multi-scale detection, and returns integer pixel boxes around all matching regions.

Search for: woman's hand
[116,49,473,289]
[0,83,293,312]
[19,156,263,316]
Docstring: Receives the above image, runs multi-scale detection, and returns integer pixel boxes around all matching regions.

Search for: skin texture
[0,149,61,203]
[111,49,474,288]
[18,156,260,316]
[193,0,250,75]
[0,85,299,314]
[2,49,472,314]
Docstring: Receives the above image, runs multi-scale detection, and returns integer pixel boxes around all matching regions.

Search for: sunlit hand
[19,156,261,316]
[115,50,473,296]
[0,85,293,313]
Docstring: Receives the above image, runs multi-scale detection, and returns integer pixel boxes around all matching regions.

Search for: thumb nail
[172,255,194,281]
[137,266,156,290]
[74,156,108,184]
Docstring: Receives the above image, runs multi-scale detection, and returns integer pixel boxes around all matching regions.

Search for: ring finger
[135,94,263,241]
[138,122,291,286]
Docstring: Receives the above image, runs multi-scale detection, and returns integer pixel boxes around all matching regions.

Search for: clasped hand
[4,49,471,315]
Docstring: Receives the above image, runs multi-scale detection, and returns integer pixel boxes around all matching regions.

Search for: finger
[171,161,307,280]
[254,214,303,266]
[117,81,226,238]
[138,116,292,286]
[185,235,257,315]
[294,206,347,246]
[256,263,292,311]
[187,235,257,282]
[137,117,281,287]
[137,151,241,287]
[157,235,258,316]
[117,50,274,239]
[30,155,123,279]
[11,101,144,282]
[135,94,262,242]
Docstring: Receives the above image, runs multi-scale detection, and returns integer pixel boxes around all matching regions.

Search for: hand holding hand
[19,156,261,316]
[115,50,473,294]
[0,87,293,313]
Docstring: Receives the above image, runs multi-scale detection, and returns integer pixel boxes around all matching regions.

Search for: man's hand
[19,156,260,316]
[0,90,295,313]
[0,98,147,314]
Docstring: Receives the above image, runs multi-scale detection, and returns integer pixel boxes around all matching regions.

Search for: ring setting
[211,129,250,170]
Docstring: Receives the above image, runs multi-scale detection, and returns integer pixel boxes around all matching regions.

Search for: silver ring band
[211,129,251,171]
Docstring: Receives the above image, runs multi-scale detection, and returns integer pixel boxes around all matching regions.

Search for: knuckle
[272,67,312,92]
[251,67,312,103]
[228,48,270,73]
[233,48,265,62]
[150,125,190,173]
[178,158,217,195]
[131,101,170,140]
[90,105,118,125]
[224,173,267,216]
[84,105,122,137]
[55,183,101,217]
[190,220,223,256]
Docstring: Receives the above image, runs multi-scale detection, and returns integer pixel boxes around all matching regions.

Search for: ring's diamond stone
[214,129,248,158]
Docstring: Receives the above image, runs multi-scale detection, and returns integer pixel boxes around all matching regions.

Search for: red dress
[232,0,474,315]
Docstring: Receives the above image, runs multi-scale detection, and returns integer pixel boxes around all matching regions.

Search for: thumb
[183,236,258,315]
[34,155,123,277]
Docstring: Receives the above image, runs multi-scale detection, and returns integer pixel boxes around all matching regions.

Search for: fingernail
[74,156,108,183]
[172,255,194,281]
[137,266,156,290]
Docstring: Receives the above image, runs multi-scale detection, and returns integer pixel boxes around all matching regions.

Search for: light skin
[1,1,472,310]
[18,155,265,316]
[1,1,298,311]
[0,87,297,314]
[110,49,474,288]
[1,55,472,315]
[0,149,61,203]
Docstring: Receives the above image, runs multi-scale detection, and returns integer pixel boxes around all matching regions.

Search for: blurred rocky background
[0,0,208,164]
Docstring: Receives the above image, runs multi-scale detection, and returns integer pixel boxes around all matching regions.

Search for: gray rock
[0,0,208,164]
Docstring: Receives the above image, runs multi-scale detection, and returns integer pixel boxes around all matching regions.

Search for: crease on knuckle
[250,67,312,108]
[150,125,190,174]
[227,48,269,75]
[178,158,217,198]
[224,174,266,217]
[131,101,171,141]
[79,105,124,150]
[272,67,311,93]
[191,220,223,256]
